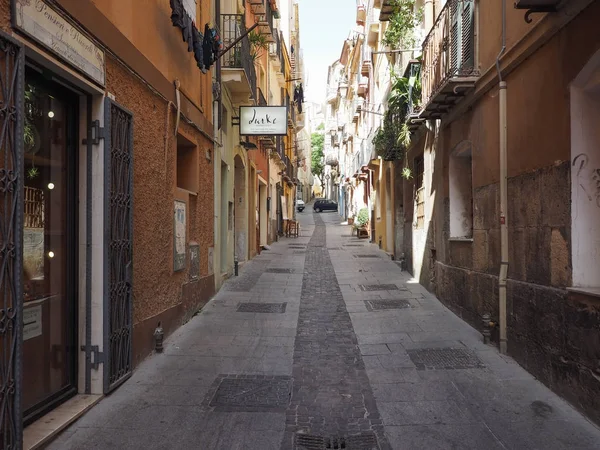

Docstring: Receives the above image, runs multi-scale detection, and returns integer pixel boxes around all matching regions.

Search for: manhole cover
[266,268,294,274]
[237,302,287,313]
[407,348,485,370]
[295,432,379,449]
[208,375,292,411]
[365,299,411,311]
[354,255,380,259]
[359,284,399,291]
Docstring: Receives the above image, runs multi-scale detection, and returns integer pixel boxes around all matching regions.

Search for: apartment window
[414,155,425,229]
[449,143,473,239]
[176,133,199,193]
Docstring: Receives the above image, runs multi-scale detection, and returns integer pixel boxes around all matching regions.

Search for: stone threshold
[24,394,102,449]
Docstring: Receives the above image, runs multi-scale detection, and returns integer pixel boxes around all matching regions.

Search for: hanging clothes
[294,83,304,113]
[192,28,206,73]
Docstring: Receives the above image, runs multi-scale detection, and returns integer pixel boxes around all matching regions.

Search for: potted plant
[354,207,370,238]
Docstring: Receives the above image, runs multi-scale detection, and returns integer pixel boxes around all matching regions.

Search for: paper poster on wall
[281,196,288,221]
[24,305,42,341]
[174,200,186,272]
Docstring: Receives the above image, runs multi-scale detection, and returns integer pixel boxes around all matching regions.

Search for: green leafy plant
[356,207,370,227]
[248,31,269,62]
[382,0,424,50]
[401,166,412,180]
[311,130,325,185]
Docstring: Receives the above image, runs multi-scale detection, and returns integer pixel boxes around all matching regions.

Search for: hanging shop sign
[13,0,106,86]
[240,106,288,136]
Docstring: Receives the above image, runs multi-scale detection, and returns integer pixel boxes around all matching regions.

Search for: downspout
[496,0,508,355]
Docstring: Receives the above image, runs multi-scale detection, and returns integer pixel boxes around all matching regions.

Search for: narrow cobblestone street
[50,212,600,450]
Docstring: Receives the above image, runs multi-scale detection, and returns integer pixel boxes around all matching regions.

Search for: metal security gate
[103,99,134,393]
[0,33,24,449]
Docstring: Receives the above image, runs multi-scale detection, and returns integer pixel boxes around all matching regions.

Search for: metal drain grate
[327,247,344,250]
[354,255,380,259]
[208,375,292,411]
[407,348,485,370]
[344,244,365,247]
[359,284,399,291]
[365,299,411,311]
[237,302,287,313]
[266,268,294,274]
[295,432,379,450]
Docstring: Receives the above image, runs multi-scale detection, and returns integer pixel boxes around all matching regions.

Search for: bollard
[154,321,164,352]
[482,313,491,344]
[234,255,239,276]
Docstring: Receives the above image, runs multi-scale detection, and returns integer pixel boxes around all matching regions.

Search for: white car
[296,200,305,212]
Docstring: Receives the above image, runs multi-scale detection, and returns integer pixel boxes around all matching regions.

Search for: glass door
[22,68,78,423]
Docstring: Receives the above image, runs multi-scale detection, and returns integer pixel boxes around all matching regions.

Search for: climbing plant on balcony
[382,0,423,50]
[373,68,422,176]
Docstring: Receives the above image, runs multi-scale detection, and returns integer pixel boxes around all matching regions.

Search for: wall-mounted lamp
[47,111,55,118]
[514,0,560,23]
[47,183,55,190]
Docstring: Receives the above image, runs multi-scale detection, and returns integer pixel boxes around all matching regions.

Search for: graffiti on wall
[572,153,600,207]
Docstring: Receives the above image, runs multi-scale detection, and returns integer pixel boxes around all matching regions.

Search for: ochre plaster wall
[91,0,212,112]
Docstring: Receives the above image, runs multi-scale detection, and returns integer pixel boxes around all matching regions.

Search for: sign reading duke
[240,106,287,136]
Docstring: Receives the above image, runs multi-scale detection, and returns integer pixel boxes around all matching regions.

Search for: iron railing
[104,98,134,393]
[420,0,477,107]
[221,14,257,100]
[0,31,24,450]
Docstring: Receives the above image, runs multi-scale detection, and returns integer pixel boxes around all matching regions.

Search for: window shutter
[461,0,475,72]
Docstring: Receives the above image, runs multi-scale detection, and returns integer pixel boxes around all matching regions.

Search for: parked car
[313,199,338,213]
[297,200,305,212]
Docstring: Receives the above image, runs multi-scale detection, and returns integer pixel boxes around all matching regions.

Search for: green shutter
[461,0,475,72]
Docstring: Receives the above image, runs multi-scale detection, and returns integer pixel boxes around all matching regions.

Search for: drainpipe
[496,0,508,355]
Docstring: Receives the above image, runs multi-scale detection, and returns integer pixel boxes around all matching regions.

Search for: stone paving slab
[49,211,600,450]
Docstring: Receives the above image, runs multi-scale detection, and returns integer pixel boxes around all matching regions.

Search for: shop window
[176,133,199,193]
[449,143,473,239]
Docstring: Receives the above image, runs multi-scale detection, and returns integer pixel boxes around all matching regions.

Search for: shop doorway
[22,68,79,423]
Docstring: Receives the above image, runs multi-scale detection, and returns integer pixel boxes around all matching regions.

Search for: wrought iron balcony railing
[221,14,257,99]
[420,0,478,119]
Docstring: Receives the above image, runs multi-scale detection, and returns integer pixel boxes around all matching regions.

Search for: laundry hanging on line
[169,0,222,73]
[294,83,304,114]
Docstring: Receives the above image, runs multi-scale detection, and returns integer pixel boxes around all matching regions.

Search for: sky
[297,0,357,104]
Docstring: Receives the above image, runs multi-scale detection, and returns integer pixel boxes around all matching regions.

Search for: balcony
[379,0,395,22]
[269,28,282,70]
[358,77,369,98]
[326,87,338,104]
[221,14,257,103]
[356,0,367,26]
[420,0,478,119]
[254,0,275,43]
[296,112,305,132]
